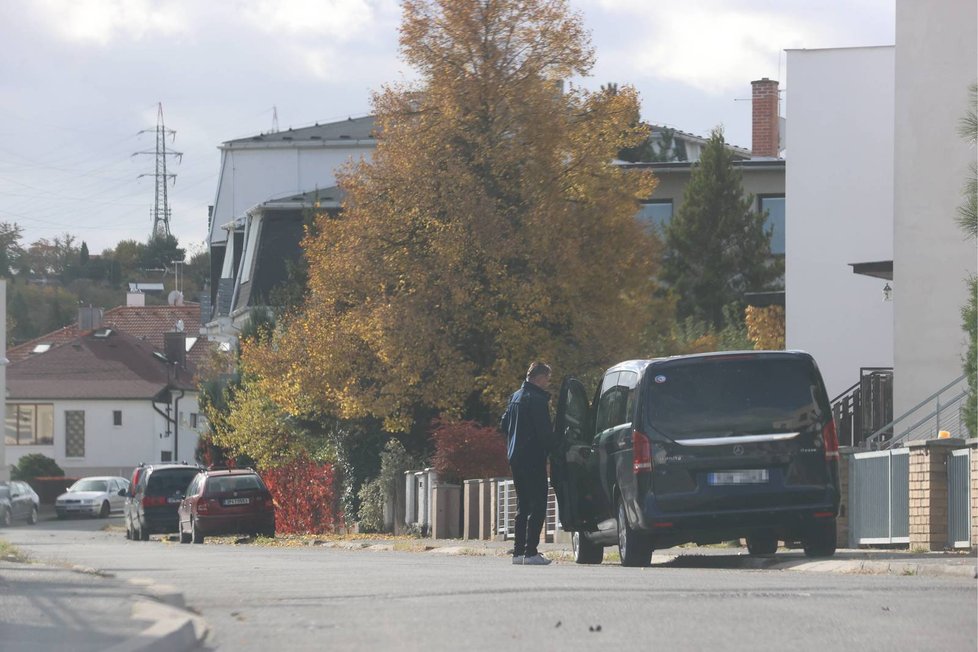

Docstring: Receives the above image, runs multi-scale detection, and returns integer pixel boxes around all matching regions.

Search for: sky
[0,0,895,256]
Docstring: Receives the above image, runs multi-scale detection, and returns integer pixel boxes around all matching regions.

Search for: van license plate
[223,497,250,506]
[708,470,769,485]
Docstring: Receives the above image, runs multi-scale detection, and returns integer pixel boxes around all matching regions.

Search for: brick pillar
[751,78,780,158]
[907,439,962,551]
[837,447,855,548]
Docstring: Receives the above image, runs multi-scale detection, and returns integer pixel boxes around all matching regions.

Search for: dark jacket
[500,381,553,466]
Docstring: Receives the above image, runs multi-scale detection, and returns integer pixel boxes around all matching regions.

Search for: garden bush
[431,418,509,483]
[11,454,64,482]
[261,457,340,534]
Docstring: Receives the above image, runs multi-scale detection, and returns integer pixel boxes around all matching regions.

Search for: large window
[636,201,673,235]
[759,195,785,255]
[5,404,54,445]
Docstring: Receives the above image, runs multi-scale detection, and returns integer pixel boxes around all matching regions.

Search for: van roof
[607,350,813,375]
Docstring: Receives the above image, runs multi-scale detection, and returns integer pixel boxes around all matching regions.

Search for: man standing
[500,361,554,566]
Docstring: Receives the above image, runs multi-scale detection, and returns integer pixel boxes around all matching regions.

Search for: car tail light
[633,430,653,473]
[823,419,840,461]
[197,499,217,514]
[142,495,166,507]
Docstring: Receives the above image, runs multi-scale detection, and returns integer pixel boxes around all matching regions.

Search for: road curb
[105,599,208,652]
[774,558,978,579]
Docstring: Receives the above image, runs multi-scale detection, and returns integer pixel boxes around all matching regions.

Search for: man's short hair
[526,361,552,380]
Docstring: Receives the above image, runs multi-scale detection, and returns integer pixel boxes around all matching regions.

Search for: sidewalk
[0,558,207,652]
[309,534,978,579]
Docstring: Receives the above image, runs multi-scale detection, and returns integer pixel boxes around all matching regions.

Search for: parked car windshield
[205,475,263,495]
[70,479,108,492]
[146,469,199,496]
[646,356,826,439]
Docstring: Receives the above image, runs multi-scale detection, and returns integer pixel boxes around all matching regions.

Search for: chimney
[126,291,145,307]
[78,306,103,331]
[164,331,187,368]
[751,78,780,158]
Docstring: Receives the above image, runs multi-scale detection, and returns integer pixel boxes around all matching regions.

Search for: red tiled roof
[7,329,197,400]
[7,304,211,369]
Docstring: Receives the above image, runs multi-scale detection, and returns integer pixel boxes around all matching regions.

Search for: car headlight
[83,499,96,505]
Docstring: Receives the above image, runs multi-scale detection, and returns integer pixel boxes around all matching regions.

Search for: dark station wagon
[551,350,841,567]
[178,468,276,544]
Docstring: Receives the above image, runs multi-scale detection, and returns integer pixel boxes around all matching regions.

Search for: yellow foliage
[244,0,670,431]
[745,305,785,350]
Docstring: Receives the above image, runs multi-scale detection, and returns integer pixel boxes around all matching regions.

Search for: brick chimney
[751,78,780,158]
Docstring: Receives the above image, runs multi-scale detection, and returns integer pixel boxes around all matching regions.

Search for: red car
[177,468,275,544]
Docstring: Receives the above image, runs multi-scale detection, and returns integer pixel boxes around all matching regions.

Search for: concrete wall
[893,0,978,417]
[784,46,895,398]
[209,144,372,245]
[0,281,6,482]
[5,396,203,477]
[648,165,785,215]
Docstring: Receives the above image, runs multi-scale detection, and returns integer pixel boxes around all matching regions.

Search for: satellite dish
[167,290,184,306]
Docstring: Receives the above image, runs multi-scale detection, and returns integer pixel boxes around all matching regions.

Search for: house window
[113,410,123,427]
[190,413,199,429]
[759,195,786,255]
[161,451,173,462]
[636,201,673,235]
[4,404,54,445]
[65,410,85,458]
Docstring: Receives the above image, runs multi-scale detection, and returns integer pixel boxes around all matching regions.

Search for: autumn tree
[662,127,782,329]
[246,0,664,432]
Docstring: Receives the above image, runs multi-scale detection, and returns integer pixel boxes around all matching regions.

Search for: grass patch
[0,539,30,563]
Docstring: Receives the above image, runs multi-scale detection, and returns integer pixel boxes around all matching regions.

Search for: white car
[55,476,129,518]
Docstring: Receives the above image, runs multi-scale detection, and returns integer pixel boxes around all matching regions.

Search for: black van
[551,351,840,567]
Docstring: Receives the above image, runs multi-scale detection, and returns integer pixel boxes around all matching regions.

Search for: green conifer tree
[663,127,783,329]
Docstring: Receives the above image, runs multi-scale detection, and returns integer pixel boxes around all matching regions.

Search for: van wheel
[746,531,778,555]
[617,499,653,567]
[803,519,837,558]
[572,531,604,564]
[139,522,150,541]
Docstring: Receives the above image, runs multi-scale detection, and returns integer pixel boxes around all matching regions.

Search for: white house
[5,328,203,478]
[785,0,976,432]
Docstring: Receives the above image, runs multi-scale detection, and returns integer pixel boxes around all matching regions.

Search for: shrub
[357,439,423,533]
[261,457,340,534]
[11,454,64,482]
[431,418,509,483]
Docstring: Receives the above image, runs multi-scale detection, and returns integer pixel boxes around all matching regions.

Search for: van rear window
[146,469,199,496]
[646,357,826,440]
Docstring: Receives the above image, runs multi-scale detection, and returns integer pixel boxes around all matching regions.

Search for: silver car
[55,476,129,518]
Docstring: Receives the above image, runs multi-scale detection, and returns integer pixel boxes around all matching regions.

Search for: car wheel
[27,506,38,525]
[1,507,11,528]
[617,498,653,567]
[98,501,110,519]
[191,518,204,544]
[803,519,837,558]
[572,531,603,564]
[746,531,779,556]
[179,521,191,544]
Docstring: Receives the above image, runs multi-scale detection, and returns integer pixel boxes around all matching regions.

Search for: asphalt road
[2,514,976,651]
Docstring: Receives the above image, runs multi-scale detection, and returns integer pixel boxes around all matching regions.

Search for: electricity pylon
[134,103,182,238]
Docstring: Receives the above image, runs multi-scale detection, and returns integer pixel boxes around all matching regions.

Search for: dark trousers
[510,460,548,557]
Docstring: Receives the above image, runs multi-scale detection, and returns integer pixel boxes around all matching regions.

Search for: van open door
[550,377,597,531]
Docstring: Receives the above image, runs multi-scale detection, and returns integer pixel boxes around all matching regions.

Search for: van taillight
[142,496,166,507]
[823,420,840,461]
[633,430,653,473]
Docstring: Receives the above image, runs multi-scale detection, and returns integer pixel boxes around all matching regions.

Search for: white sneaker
[512,556,524,565]
[522,553,551,566]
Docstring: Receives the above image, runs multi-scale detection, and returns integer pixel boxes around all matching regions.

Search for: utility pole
[134,103,182,239]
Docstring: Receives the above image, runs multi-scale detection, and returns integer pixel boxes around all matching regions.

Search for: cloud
[583,0,832,94]
[242,0,376,40]
[33,0,189,44]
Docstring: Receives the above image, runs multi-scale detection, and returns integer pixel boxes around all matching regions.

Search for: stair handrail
[881,388,968,449]
[863,373,967,448]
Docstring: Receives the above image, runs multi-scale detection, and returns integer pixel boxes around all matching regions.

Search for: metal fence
[948,448,972,549]
[496,479,560,540]
[849,449,910,546]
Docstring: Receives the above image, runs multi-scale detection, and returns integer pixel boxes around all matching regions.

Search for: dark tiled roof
[7,329,196,400]
[224,115,376,145]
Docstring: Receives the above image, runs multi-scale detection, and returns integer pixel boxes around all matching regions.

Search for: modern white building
[786,0,976,432]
